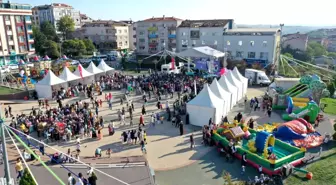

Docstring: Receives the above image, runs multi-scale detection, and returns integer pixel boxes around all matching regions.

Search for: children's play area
[211,74,334,182]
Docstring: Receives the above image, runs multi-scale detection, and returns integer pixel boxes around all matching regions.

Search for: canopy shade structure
[218,75,238,108]
[73,64,94,78]
[226,70,243,101]
[58,67,80,81]
[35,70,66,99]
[187,84,224,126]
[210,78,232,116]
[86,62,104,74]
[97,59,114,72]
[232,67,248,97]
[177,46,225,58]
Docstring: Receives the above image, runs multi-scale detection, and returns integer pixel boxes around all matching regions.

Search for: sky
[12,0,336,26]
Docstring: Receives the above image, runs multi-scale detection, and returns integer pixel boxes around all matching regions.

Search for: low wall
[0,90,29,100]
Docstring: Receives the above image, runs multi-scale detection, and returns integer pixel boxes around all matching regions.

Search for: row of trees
[33,16,96,59]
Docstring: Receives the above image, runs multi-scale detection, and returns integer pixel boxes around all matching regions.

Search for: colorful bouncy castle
[273,118,323,148]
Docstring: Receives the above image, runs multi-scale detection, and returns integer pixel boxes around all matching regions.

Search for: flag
[220,68,226,76]
[78,65,84,79]
[171,57,175,70]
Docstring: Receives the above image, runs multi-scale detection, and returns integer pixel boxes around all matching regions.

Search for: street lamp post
[275,23,285,76]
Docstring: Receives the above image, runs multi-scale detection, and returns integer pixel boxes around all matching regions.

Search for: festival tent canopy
[35,70,66,99]
[44,55,50,60]
[210,78,232,116]
[226,70,243,101]
[73,64,94,78]
[86,62,104,74]
[187,84,224,126]
[33,56,39,61]
[58,67,80,81]
[97,59,114,72]
[218,75,238,108]
[177,46,225,58]
[232,67,248,96]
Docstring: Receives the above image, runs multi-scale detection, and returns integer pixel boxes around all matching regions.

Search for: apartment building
[327,35,336,52]
[282,33,308,51]
[75,20,130,50]
[0,1,34,65]
[80,13,93,26]
[32,3,81,30]
[136,16,183,55]
[120,20,137,51]
[223,28,281,67]
[176,19,234,52]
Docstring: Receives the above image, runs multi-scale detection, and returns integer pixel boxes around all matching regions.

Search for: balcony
[147,27,158,31]
[167,26,176,31]
[7,31,12,35]
[168,34,176,39]
[148,34,158,38]
[5,20,10,25]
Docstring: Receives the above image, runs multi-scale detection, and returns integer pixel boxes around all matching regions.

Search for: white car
[71,60,80,65]
[0,67,10,73]
[8,64,18,70]
[26,62,34,67]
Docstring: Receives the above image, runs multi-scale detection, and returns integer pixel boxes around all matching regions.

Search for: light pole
[0,104,12,185]
[276,23,285,76]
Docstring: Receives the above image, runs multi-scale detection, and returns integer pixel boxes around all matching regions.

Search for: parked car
[71,60,80,65]
[8,64,19,70]
[0,67,10,73]
[26,62,34,67]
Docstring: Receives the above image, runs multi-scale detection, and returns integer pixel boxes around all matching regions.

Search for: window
[139,38,145,42]
[139,46,145,50]
[214,40,218,45]
[160,39,165,43]
[139,31,144,35]
[202,32,206,36]
[238,41,242,46]
[182,40,188,47]
[118,36,122,40]
[263,41,267,47]
[17,26,23,33]
[226,41,230,46]
[125,41,128,45]
[15,16,22,23]
[28,34,33,39]
[182,32,186,36]
[119,42,123,46]
[260,52,268,59]
[248,52,256,58]
[20,45,26,52]
[4,15,10,21]
[118,30,122,33]
[250,41,254,46]
[124,29,127,33]
[25,15,31,21]
[10,45,15,50]
[202,40,205,45]
[236,51,243,57]
[8,35,13,41]
[161,32,164,36]
[27,25,32,31]
[192,40,196,45]
[19,36,24,42]
[124,36,128,39]
[6,26,12,31]
[190,30,200,39]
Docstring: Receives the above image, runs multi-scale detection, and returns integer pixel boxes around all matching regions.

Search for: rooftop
[0,2,31,10]
[83,20,128,27]
[178,19,232,28]
[142,16,183,22]
[34,3,73,9]
[226,28,280,33]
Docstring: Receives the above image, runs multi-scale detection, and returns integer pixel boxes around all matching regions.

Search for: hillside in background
[237,24,336,35]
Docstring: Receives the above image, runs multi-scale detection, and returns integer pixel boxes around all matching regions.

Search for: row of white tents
[186,67,248,127]
[35,60,114,99]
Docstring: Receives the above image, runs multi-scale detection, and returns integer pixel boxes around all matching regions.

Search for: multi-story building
[282,33,308,51]
[80,13,93,26]
[32,3,81,30]
[136,16,183,55]
[176,19,234,52]
[327,35,336,52]
[0,1,34,65]
[120,20,137,51]
[75,20,130,50]
[223,28,281,67]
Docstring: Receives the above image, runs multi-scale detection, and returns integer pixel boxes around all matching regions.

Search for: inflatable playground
[212,124,306,176]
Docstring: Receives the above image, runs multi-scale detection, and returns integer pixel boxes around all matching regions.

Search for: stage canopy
[177,46,225,58]
[187,84,224,126]
[218,75,238,108]
[226,70,243,101]
[210,78,232,116]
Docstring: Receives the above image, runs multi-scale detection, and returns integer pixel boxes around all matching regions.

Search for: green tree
[283,52,293,58]
[327,52,336,58]
[19,168,37,185]
[57,15,75,40]
[45,40,60,59]
[307,42,327,56]
[82,39,96,54]
[62,39,86,57]
[40,21,58,42]
[32,26,48,55]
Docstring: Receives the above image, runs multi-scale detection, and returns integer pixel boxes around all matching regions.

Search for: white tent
[58,67,80,82]
[177,46,225,58]
[187,84,224,126]
[226,70,243,101]
[210,78,232,116]
[232,67,248,97]
[35,70,66,99]
[218,75,238,108]
[97,59,114,73]
[86,62,104,74]
[73,64,94,84]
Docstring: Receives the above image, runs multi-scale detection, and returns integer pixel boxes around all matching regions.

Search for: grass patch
[0,87,22,95]
[320,98,336,115]
[285,145,336,185]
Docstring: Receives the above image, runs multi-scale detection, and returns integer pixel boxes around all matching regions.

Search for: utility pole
[276,23,285,76]
[0,104,12,185]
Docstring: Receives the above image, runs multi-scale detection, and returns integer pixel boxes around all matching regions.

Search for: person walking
[68,172,76,185]
[15,158,24,181]
[190,133,195,148]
